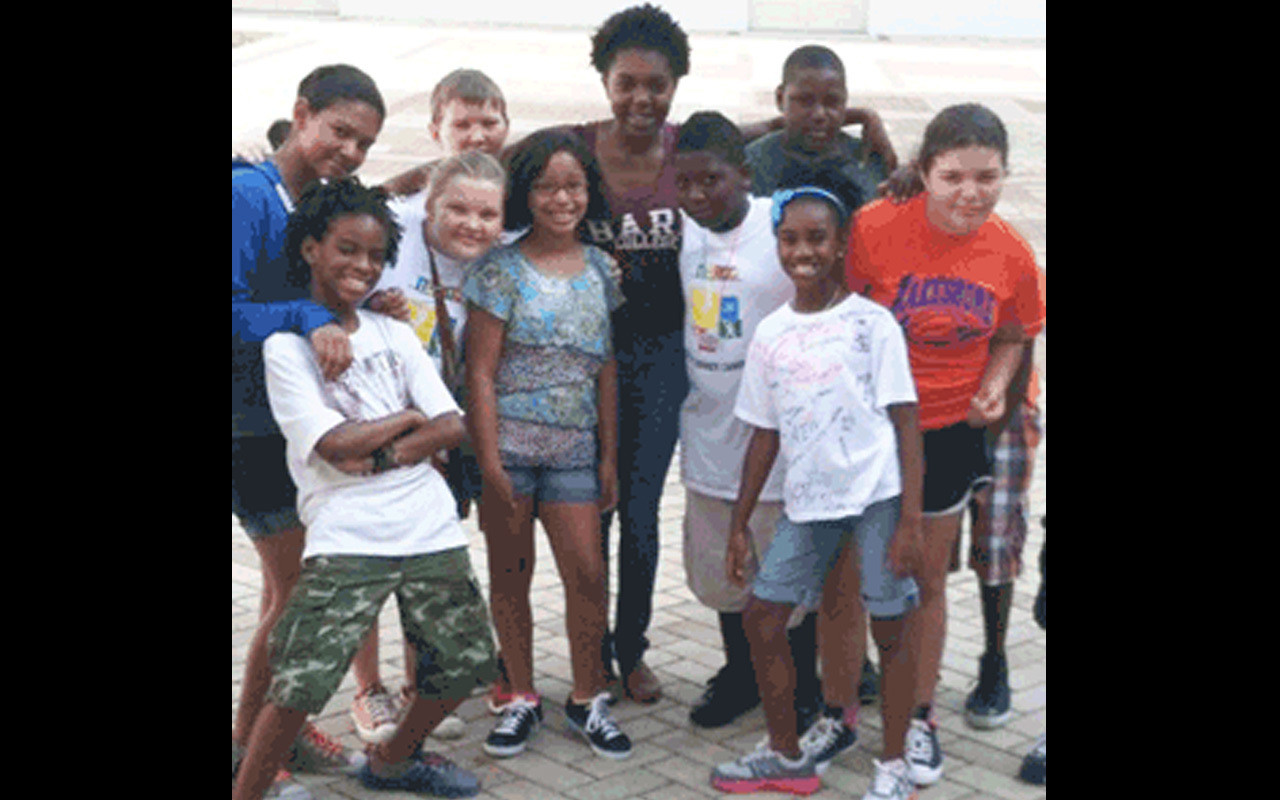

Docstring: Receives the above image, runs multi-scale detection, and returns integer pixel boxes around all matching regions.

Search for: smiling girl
[845,103,1046,787]
[464,130,633,762]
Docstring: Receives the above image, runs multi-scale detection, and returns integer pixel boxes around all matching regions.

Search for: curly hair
[590,4,690,80]
[284,177,402,288]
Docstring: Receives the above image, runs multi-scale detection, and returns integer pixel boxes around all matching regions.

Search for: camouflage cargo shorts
[268,547,498,715]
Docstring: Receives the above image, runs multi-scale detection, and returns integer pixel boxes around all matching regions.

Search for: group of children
[232,8,1045,800]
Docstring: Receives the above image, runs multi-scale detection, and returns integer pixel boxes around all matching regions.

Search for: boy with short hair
[745,44,892,210]
[380,68,511,198]
[672,111,802,731]
[232,178,499,800]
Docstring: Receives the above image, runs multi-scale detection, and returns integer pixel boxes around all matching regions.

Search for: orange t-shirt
[846,195,1046,431]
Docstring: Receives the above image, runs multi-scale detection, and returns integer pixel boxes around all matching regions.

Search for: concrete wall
[232,0,1045,37]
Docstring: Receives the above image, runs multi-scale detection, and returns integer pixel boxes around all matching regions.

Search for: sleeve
[1000,256,1046,340]
[263,333,347,462]
[391,322,463,419]
[871,313,919,410]
[461,250,517,322]
[231,173,336,344]
[734,332,779,431]
[843,213,876,296]
[589,246,627,313]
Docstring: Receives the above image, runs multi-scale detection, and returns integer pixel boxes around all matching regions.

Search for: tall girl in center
[464,130,634,762]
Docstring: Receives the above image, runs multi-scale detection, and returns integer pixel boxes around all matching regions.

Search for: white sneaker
[864,759,918,800]
[351,684,401,745]
[905,719,944,786]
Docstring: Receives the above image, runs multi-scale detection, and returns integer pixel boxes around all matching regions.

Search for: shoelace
[800,718,842,752]
[300,723,347,761]
[358,687,400,727]
[585,694,626,742]
[870,760,910,795]
[493,699,540,737]
[906,721,937,762]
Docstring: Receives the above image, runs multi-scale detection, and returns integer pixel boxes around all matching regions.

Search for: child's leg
[233,527,306,747]
[482,485,539,696]
[541,501,609,703]
[389,549,500,767]
[817,543,865,714]
[232,702,309,800]
[913,511,963,713]
[745,595,803,758]
[239,555,398,795]
[871,615,913,760]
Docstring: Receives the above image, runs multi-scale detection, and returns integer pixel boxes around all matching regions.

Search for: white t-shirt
[735,295,918,523]
[377,193,470,379]
[679,198,794,502]
[264,310,467,560]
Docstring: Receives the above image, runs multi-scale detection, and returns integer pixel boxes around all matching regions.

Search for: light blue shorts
[753,496,920,621]
[505,464,599,505]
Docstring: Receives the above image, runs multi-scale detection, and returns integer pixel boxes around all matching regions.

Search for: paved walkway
[232,13,1045,799]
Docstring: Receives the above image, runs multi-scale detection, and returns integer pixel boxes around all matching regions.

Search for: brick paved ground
[233,14,1045,798]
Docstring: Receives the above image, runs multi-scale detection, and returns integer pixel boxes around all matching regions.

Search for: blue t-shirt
[463,242,625,468]
[231,160,336,438]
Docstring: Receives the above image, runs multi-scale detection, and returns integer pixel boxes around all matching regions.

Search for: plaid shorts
[965,402,1043,586]
[268,548,498,715]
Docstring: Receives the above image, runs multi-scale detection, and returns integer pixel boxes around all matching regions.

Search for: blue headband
[770,187,850,232]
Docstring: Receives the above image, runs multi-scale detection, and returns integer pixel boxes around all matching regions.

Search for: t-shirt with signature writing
[735,295,917,523]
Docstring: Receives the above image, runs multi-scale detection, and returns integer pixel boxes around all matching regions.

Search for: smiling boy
[745,45,891,212]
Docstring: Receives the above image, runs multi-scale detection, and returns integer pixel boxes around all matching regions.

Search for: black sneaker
[690,667,760,729]
[799,716,858,775]
[859,658,881,705]
[1019,733,1046,785]
[965,651,1013,730]
[565,693,633,760]
[484,696,543,758]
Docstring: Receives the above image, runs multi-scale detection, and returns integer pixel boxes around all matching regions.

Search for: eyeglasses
[770,187,850,231]
[531,180,588,197]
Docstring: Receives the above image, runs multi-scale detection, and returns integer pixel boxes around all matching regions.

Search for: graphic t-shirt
[377,193,470,378]
[679,198,793,501]
[736,295,918,523]
[570,122,684,346]
[846,195,1046,431]
[463,243,626,468]
[263,311,467,560]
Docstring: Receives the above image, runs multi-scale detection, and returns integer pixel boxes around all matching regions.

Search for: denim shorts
[232,436,302,540]
[505,464,599,505]
[753,496,920,621]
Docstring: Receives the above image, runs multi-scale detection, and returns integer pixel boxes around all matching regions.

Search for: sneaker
[864,759,919,800]
[484,695,543,758]
[906,719,944,786]
[965,652,1013,730]
[432,714,468,741]
[565,692,633,760]
[359,752,481,797]
[290,722,366,775]
[1019,733,1046,785]
[859,659,882,706]
[800,716,858,775]
[710,745,821,796]
[690,666,760,729]
[351,684,401,745]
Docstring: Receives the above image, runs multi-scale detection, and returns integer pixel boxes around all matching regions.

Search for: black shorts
[232,435,302,540]
[922,423,993,516]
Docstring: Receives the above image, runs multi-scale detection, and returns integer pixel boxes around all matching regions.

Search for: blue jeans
[602,330,689,675]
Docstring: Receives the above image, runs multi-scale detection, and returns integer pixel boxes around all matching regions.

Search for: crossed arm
[316,409,466,476]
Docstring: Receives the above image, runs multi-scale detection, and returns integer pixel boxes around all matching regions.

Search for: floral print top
[463,242,625,468]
